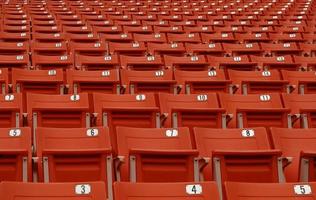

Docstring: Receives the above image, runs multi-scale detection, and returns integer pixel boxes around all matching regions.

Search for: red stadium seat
[69,41,107,56]
[67,69,120,94]
[120,55,164,70]
[109,42,146,56]
[282,94,316,128]
[281,70,316,94]
[133,33,167,43]
[0,127,32,182]
[0,41,29,55]
[250,55,299,71]
[185,43,224,56]
[164,55,209,71]
[75,54,119,70]
[116,127,197,182]
[93,93,160,149]
[12,68,64,95]
[31,41,67,56]
[0,53,29,69]
[0,68,8,94]
[228,69,289,94]
[225,182,316,200]
[167,33,201,43]
[175,69,231,94]
[114,182,220,200]
[121,69,176,94]
[147,42,186,56]
[0,181,107,200]
[271,127,316,182]
[261,42,302,56]
[207,55,256,71]
[219,93,290,128]
[32,54,74,70]
[36,127,113,198]
[222,43,263,56]
[195,127,283,199]
[0,93,23,128]
[294,56,316,71]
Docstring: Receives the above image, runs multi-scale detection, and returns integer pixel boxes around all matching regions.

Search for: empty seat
[36,127,113,198]
[228,69,289,94]
[207,55,256,71]
[164,55,209,71]
[69,41,107,56]
[220,93,290,128]
[31,41,67,56]
[225,182,316,200]
[109,42,146,56]
[175,69,231,94]
[250,55,299,71]
[114,182,220,200]
[0,53,29,69]
[0,68,8,94]
[116,126,197,182]
[271,127,316,182]
[0,127,31,182]
[281,70,316,94]
[147,42,186,56]
[121,69,176,94]
[133,33,167,43]
[201,32,236,43]
[185,43,225,56]
[12,68,64,95]
[93,93,160,149]
[261,42,302,56]
[282,94,316,128]
[0,41,29,55]
[159,93,225,138]
[195,127,283,200]
[100,33,133,43]
[294,56,316,70]
[32,54,74,70]
[27,93,90,146]
[75,54,119,70]
[167,33,201,43]
[0,93,23,128]
[0,181,107,200]
[67,69,120,94]
[222,43,263,56]
[120,55,164,70]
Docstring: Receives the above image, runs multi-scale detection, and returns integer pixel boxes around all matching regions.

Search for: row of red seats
[2,126,316,198]
[1,68,316,95]
[4,40,316,57]
[1,53,316,71]
[1,93,316,133]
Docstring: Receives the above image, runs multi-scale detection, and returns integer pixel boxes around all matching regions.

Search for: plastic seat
[12,68,64,95]
[235,33,271,43]
[36,127,113,198]
[164,55,209,71]
[147,42,186,56]
[282,94,316,128]
[120,55,164,70]
[0,93,23,128]
[153,26,184,34]
[269,33,305,43]
[93,93,160,149]
[32,25,62,34]
[250,55,299,70]
[32,33,66,42]
[261,42,302,56]
[133,33,167,43]
[0,41,29,55]
[159,93,225,137]
[299,43,316,56]
[222,43,263,56]
[69,41,107,56]
[32,53,74,70]
[294,56,316,70]
[0,32,31,42]
[100,33,133,43]
[0,69,8,94]
[226,182,316,199]
[201,32,236,43]
[31,41,67,56]
[121,69,176,94]
[175,69,231,94]
[66,69,120,94]
[27,93,90,147]
[123,25,153,34]
[0,53,29,69]
[219,93,290,128]
[75,54,119,70]
[228,69,289,94]
[65,32,100,42]
[167,33,201,43]
[94,26,122,35]
[116,127,197,182]
[195,127,283,199]
[271,127,316,182]
[207,55,256,71]
[281,70,316,94]
[0,181,107,200]
[114,182,220,200]
[109,42,146,56]
[0,127,31,182]
[185,43,224,56]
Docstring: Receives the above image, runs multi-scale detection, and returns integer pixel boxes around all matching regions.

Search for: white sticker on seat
[87,128,99,137]
[75,184,91,194]
[186,184,202,195]
[9,129,21,137]
[241,129,255,137]
[294,185,312,195]
[166,129,178,137]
